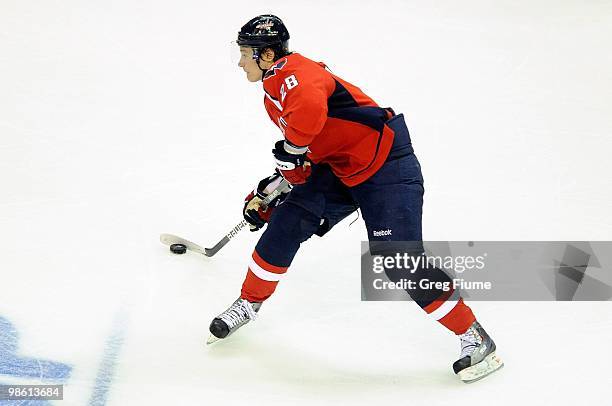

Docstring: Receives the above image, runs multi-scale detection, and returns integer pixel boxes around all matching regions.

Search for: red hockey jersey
[262,53,395,187]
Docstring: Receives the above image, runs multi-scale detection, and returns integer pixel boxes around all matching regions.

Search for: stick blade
[160,233,207,256]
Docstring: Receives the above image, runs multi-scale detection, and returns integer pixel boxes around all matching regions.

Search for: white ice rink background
[1,0,611,404]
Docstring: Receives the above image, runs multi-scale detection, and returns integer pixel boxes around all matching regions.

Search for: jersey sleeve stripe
[265,90,283,111]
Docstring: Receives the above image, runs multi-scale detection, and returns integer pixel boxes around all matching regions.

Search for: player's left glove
[272,140,312,185]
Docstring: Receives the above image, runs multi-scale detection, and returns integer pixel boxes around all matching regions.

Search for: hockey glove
[272,140,312,185]
[243,172,291,231]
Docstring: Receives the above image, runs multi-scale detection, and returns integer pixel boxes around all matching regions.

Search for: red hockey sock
[240,249,288,303]
[422,289,476,335]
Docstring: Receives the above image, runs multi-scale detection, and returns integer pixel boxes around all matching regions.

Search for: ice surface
[1,0,611,404]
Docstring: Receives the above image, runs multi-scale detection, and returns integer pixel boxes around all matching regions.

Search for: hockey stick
[160,178,291,257]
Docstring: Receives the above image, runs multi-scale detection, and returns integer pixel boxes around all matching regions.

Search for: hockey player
[209,14,503,382]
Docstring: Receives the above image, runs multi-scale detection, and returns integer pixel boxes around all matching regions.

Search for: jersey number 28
[280,74,299,102]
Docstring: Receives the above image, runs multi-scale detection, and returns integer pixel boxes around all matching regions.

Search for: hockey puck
[170,243,187,254]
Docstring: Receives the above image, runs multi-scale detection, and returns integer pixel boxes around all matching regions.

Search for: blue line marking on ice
[0,316,72,380]
[0,315,71,405]
[87,309,128,406]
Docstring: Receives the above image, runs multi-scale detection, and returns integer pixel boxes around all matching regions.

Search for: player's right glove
[243,172,291,231]
[272,140,312,185]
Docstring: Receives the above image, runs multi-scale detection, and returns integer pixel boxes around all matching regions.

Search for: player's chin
[247,71,261,82]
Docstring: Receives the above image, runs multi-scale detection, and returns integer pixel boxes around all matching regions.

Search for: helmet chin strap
[254,49,269,80]
[257,58,268,72]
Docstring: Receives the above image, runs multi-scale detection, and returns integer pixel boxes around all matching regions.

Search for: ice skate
[207,298,261,345]
[453,321,504,383]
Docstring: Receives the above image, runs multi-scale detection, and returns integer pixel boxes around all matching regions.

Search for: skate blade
[206,334,221,345]
[457,352,504,383]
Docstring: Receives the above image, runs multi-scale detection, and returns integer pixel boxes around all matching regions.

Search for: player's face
[238,47,262,82]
